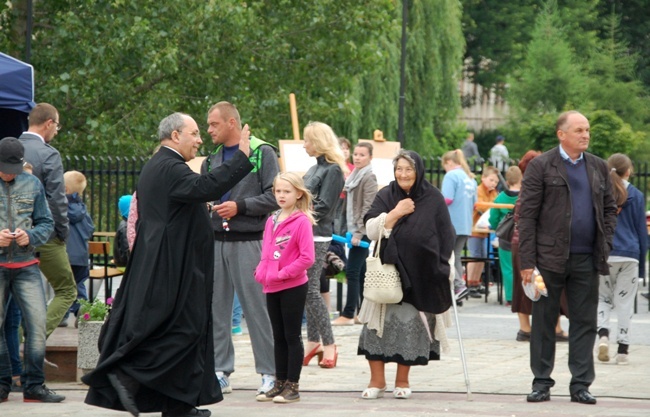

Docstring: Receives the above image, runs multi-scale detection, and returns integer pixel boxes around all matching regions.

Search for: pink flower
[83,313,91,321]
[106,297,114,306]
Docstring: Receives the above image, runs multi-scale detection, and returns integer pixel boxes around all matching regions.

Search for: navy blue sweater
[565,159,595,254]
[610,184,647,278]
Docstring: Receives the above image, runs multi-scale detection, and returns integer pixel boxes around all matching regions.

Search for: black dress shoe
[526,390,550,402]
[571,390,596,404]
[107,371,139,417]
[162,408,211,417]
[516,330,531,342]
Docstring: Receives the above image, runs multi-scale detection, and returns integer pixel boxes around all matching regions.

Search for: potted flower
[77,298,112,373]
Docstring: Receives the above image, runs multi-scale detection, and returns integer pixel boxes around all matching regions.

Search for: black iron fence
[64,155,650,235]
[63,156,148,234]
[422,157,650,204]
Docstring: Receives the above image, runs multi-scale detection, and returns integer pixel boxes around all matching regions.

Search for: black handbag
[495,211,515,247]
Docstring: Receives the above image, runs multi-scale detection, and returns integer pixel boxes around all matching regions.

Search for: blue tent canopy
[0,52,36,113]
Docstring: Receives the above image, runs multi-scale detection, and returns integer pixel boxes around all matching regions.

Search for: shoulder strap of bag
[372,213,388,257]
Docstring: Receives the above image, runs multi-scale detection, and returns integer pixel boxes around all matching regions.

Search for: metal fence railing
[423,157,650,204]
[63,155,649,236]
[63,156,148,234]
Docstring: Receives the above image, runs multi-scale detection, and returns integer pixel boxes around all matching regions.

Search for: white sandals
[361,386,412,399]
[361,386,386,399]
[393,387,412,399]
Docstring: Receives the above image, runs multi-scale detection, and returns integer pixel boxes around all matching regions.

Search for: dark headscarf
[364,150,455,314]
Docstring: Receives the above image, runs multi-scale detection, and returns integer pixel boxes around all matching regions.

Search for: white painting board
[278,140,317,174]
[278,138,400,187]
[371,158,397,186]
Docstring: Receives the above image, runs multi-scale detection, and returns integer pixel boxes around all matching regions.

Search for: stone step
[45,320,79,382]
[45,345,78,382]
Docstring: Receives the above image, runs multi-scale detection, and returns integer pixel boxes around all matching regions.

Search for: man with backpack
[201,102,280,396]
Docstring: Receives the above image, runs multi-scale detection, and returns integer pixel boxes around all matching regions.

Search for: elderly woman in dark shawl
[357,150,455,400]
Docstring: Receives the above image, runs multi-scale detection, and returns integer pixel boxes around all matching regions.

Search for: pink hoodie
[255,211,315,293]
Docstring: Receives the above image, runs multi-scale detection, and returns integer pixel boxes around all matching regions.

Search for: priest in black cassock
[82,112,254,417]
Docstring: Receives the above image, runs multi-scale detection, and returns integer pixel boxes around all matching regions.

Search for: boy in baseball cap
[0,137,63,403]
[0,137,25,176]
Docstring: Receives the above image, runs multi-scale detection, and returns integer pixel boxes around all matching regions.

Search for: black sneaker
[273,381,300,403]
[468,288,482,299]
[23,384,65,403]
[1,387,9,402]
[256,380,285,402]
[454,286,469,300]
[162,408,211,417]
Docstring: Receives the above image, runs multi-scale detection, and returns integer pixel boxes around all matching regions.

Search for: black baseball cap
[0,137,25,175]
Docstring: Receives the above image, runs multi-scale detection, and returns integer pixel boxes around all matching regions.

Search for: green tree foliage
[401,0,464,154]
[461,0,649,162]
[503,113,558,157]
[588,110,644,158]
[0,0,464,158]
[553,0,600,56]
[350,0,465,156]
[0,1,382,153]
[461,0,599,94]
[354,31,401,143]
[462,0,538,94]
[503,110,643,160]
[507,1,587,115]
[584,13,649,130]
[505,2,648,161]
[597,0,650,89]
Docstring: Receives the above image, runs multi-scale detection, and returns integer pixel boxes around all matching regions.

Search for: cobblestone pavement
[4,286,649,416]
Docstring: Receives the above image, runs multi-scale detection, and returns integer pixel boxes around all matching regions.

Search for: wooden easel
[278,93,314,173]
[280,94,400,184]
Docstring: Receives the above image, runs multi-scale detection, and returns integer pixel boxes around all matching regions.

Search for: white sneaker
[615,353,629,365]
[454,286,469,301]
[597,336,609,362]
[216,372,232,394]
[257,374,275,395]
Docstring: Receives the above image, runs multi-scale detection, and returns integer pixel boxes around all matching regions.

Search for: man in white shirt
[489,135,510,170]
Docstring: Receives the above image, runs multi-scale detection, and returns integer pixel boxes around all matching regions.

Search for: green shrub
[78,298,111,322]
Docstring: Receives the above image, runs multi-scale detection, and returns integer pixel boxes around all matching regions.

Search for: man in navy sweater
[518,111,618,405]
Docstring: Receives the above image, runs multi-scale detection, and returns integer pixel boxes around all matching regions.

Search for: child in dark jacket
[113,194,132,268]
[63,171,95,324]
[254,172,315,404]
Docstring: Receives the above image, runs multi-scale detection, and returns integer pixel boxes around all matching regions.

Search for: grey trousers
[212,240,275,376]
[305,241,335,346]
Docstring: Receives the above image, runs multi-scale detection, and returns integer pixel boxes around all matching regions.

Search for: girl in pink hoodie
[255,172,315,404]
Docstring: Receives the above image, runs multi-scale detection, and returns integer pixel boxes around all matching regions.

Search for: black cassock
[83,147,253,412]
